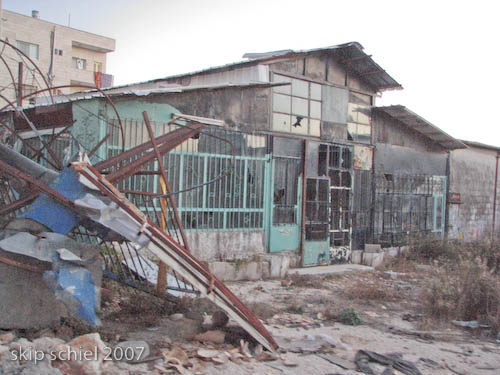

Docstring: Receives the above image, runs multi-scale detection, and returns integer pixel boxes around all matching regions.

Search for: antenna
[68,13,71,27]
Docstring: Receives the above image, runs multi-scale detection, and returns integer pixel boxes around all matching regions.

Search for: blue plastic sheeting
[22,168,87,234]
[43,264,101,327]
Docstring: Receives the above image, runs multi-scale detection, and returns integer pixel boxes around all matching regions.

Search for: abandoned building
[2,42,499,276]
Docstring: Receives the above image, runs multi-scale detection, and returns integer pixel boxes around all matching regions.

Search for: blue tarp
[22,168,86,234]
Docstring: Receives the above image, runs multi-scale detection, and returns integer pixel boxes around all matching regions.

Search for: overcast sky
[4,0,499,146]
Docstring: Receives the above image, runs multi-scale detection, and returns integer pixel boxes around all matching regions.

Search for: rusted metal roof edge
[374,105,467,150]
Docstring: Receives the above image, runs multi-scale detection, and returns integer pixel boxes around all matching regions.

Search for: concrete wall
[448,146,500,240]
[186,231,266,262]
[375,143,447,176]
[141,87,271,133]
[0,9,115,104]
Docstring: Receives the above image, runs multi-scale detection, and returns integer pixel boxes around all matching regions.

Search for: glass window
[16,40,39,59]
[273,74,292,94]
[291,78,309,98]
[310,83,322,101]
[72,57,87,70]
[271,73,322,137]
[292,97,308,117]
[272,113,291,133]
[347,92,372,143]
[272,93,291,113]
[310,101,321,119]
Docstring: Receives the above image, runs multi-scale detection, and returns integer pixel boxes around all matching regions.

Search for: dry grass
[420,260,500,330]
[288,273,326,289]
[247,302,278,320]
[343,279,400,301]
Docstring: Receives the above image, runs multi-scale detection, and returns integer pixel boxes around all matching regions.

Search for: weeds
[343,279,399,301]
[287,304,305,314]
[420,259,500,331]
[338,307,362,326]
[288,273,325,289]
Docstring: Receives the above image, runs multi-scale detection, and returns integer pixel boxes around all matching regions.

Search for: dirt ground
[2,263,500,375]
[101,264,500,374]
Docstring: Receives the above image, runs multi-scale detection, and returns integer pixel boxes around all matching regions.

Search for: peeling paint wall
[449,146,500,240]
[143,87,270,133]
[372,111,448,175]
[373,110,447,153]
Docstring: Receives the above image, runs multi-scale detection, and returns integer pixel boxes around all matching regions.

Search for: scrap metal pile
[0,40,277,352]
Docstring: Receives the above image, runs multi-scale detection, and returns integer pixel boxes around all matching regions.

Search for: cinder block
[364,244,382,253]
[362,252,384,267]
[351,250,363,264]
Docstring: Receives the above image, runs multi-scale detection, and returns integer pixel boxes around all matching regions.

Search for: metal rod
[143,111,191,253]
[493,152,499,234]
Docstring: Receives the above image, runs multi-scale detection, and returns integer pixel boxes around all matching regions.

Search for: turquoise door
[268,157,302,252]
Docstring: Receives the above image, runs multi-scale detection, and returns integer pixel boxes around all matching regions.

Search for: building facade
[6,42,499,271]
[0,9,115,106]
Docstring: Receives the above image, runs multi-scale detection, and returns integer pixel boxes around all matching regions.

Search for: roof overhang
[72,40,114,53]
[374,105,467,150]
[460,140,500,152]
[243,42,403,92]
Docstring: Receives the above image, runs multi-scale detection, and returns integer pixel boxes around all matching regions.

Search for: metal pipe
[299,139,307,266]
[17,62,23,107]
[493,152,499,234]
[143,111,191,252]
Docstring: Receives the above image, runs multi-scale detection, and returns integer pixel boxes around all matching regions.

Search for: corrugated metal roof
[460,140,500,152]
[71,42,400,95]
[374,105,467,150]
[243,42,402,92]
[28,82,288,109]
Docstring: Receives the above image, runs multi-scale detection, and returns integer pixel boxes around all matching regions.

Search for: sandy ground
[2,264,500,374]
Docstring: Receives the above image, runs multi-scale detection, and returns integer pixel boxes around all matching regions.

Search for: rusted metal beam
[71,163,278,351]
[0,255,44,274]
[88,133,110,158]
[31,121,75,163]
[17,62,23,107]
[105,124,203,184]
[143,111,191,252]
[0,159,77,211]
[0,118,61,170]
[94,122,203,172]
[0,191,39,216]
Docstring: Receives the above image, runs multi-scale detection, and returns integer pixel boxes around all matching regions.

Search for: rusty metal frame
[71,162,278,351]
[142,111,191,252]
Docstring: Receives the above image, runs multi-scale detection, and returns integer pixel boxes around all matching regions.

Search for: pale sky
[4,0,500,146]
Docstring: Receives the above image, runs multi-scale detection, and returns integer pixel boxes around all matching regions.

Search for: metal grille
[272,157,301,225]
[106,119,269,231]
[373,173,446,246]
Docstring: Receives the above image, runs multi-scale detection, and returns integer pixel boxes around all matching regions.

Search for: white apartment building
[0,8,115,105]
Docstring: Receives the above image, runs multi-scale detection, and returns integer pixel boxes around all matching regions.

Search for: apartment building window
[271,73,322,137]
[16,41,39,60]
[347,92,372,143]
[72,57,87,70]
[54,48,63,56]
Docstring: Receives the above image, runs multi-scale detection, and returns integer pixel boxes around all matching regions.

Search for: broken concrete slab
[362,252,385,268]
[0,228,103,328]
